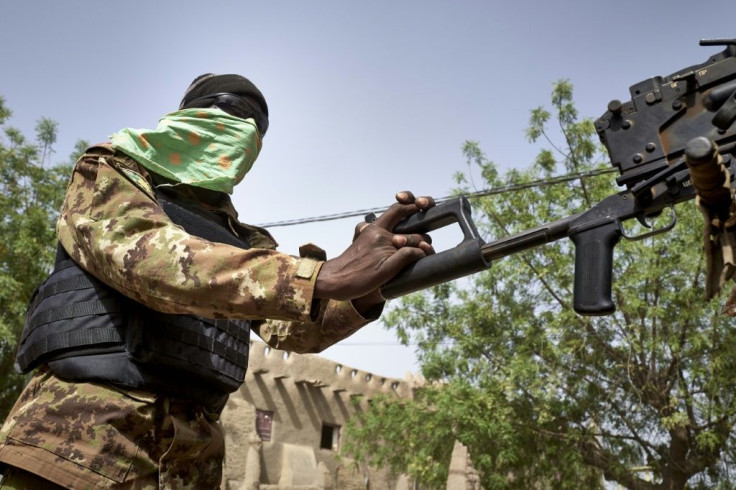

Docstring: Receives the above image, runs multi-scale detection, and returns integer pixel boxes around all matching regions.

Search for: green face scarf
[110,108,262,194]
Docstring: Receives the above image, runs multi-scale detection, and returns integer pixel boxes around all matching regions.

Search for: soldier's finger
[392,233,433,252]
[374,202,423,231]
[415,196,436,210]
[395,191,416,204]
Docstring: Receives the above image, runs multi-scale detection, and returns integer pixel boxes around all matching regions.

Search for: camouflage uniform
[0,145,379,488]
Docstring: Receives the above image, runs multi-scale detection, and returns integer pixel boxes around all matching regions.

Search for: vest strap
[17,323,124,373]
[27,273,97,314]
[27,298,121,332]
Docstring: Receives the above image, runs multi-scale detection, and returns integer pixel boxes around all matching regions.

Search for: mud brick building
[220,341,479,490]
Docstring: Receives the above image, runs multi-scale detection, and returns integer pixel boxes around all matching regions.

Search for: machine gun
[381,38,736,316]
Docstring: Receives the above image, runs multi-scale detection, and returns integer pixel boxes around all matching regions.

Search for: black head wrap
[179,74,268,116]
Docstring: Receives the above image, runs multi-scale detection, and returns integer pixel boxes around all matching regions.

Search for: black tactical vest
[15,186,253,411]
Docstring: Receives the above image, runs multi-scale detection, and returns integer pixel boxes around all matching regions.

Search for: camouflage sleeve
[253,299,384,353]
[57,148,324,323]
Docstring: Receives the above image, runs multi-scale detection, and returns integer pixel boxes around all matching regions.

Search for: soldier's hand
[314,191,435,301]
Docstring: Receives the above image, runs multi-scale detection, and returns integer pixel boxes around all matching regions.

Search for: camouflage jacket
[0,144,380,489]
[56,144,377,351]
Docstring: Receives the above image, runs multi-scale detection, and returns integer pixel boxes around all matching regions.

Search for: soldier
[0,74,434,489]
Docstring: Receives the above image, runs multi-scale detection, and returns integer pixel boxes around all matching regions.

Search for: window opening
[320,423,340,451]
[256,409,274,441]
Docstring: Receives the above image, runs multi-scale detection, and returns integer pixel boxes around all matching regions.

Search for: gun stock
[381,198,577,304]
[380,197,489,299]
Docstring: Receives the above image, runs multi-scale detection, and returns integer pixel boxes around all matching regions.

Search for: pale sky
[2,0,735,379]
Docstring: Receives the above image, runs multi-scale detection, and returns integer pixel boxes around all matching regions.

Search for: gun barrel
[481,214,579,262]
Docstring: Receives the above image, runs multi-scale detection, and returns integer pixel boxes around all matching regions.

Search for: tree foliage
[343,81,736,489]
[0,96,85,419]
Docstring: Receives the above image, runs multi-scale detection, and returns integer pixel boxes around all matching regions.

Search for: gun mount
[596,39,736,191]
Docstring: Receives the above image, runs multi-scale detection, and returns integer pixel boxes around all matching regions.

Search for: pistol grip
[570,220,622,315]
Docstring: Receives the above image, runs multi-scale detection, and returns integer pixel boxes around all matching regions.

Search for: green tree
[0,96,85,419]
[344,81,736,489]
